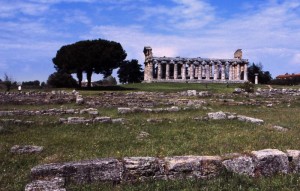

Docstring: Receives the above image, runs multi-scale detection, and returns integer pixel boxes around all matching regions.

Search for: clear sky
[0,0,300,82]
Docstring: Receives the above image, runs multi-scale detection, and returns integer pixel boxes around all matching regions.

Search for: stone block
[251,149,288,176]
[31,158,123,184]
[123,157,165,181]
[166,106,180,112]
[67,117,91,124]
[207,111,227,120]
[286,150,300,173]
[222,156,255,177]
[187,90,197,96]
[233,88,242,94]
[10,145,43,154]
[112,118,125,124]
[67,159,123,184]
[25,177,66,191]
[80,108,98,115]
[93,117,112,123]
[237,115,264,125]
[198,91,210,97]
[271,125,288,132]
[76,96,84,104]
[164,156,222,179]
[118,107,132,114]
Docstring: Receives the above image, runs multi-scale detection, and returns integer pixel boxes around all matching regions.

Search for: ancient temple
[143,47,249,83]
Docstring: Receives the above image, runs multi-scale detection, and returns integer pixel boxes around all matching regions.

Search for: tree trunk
[77,70,82,87]
[86,71,92,88]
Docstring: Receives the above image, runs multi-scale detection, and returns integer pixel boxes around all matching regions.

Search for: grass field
[1,83,300,190]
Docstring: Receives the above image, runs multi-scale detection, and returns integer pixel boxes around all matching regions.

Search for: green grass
[1,83,300,190]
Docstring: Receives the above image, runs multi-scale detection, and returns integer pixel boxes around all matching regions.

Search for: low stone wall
[25,148,300,190]
[0,91,76,105]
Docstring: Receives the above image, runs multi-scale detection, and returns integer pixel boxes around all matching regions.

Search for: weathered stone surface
[93,117,112,123]
[67,117,91,124]
[186,100,206,108]
[80,108,99,115]
[164,156,222,179]
[10,145,43,154]
[198,91,211,97]
[25,148,300,189]
[0,92,76,105]
[76,95,84,104]
[118,107,132,114]
[31,158,123,184]
[1,118,34,125]
[251,149,288,176]
[123,157,165,181]
[207,111,227,120]
[237,115,264,125]
[222,156,255,177]
[187,90,197,96]
[59,118,67,123]
[147,118,163,123]
[233,88,242,94]
[118,106,180,114]
[166,106,180,112]
[286,150,300,173]
[271,125,288,132]
[112,118,125,124]
[25,177,66,191]
[137,131,150,140]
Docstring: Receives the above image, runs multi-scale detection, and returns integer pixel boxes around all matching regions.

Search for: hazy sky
[0,0,300,82]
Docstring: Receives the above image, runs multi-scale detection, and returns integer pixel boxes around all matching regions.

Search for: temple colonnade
[143,47,249,83]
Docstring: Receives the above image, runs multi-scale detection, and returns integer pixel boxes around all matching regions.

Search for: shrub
[239,81,254,93]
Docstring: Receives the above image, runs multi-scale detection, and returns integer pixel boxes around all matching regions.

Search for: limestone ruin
[25,148,300,190]
[143,47,249,83]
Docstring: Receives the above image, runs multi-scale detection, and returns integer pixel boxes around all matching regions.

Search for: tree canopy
[118,59,144,84]
[248,63,272,84]
[53,39,127,87]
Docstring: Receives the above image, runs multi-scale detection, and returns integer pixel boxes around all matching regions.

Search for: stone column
[157,62,162,80]
[221,63,225,80]
[233,62,237,80]
[144,62,148,81]
[244,63,248,81]
[174,63,178,79]
[166,62,170,80]
[198,64,202,80]
[195,65,198,79]
[255,73,258,84]
[213,62,218,80]
[205,63,210,80]
[237,63,241,80]
[149,61,154,81]
[189,63,194,80]
[182,62,186,80]
[228,64,232,80]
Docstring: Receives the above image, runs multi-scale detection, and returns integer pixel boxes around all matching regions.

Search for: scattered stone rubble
[0,108,99,116]
[118,106,180,114]
[206,111,264,125]
[0,119,34,125]
[25,148,300,190]
[0,91,76,105]
[256,88,300,96]
[59,117,125,124]
[10,145,43,154]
